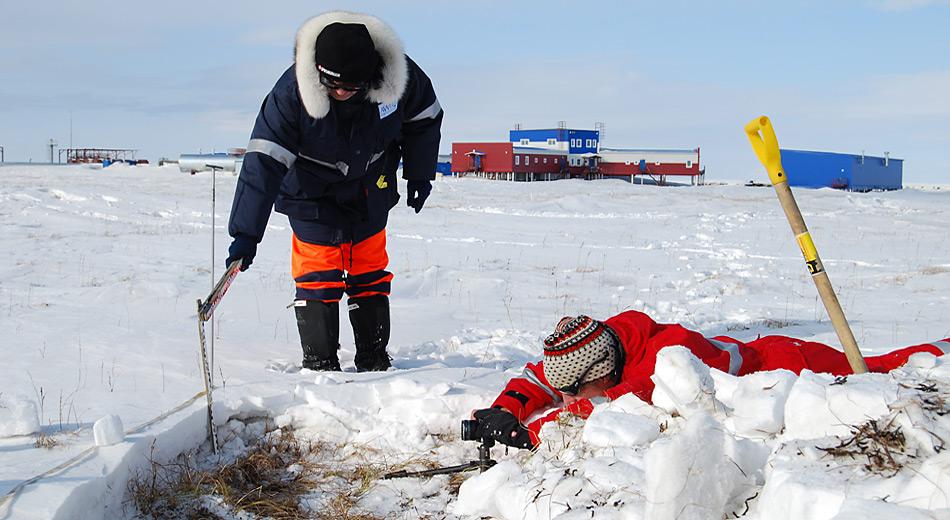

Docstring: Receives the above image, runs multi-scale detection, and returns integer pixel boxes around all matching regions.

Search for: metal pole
[207,164,224,375]
[744,116,868,374]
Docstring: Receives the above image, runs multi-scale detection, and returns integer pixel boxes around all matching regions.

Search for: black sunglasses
[555,351,609,396]
[319,74,369,92]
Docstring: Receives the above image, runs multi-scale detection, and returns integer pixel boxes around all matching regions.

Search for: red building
[596,148,704,184]
[451,142,569,181]
[450,129,705,184]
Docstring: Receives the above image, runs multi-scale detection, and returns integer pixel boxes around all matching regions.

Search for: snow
[0,395,40,437]
[726,369,797,437]
[651,345,723,416]
[643,411,767,520]
[92,415,124,447]
[1,164,949,519]
[781,370,896,439]
[581,408,659,448]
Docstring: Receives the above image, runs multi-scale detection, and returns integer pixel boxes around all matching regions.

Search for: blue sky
[1,0,948,182]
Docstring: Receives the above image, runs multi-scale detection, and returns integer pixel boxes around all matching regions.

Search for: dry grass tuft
[816,416,909,476]
[446,472,469,496]
[920,265,950,276]
[203,431,315,519]
[127,430,410,520]
[34,432,59,449]
[726,318,797,332]
[910,382,949,416]
[128,432,321,519]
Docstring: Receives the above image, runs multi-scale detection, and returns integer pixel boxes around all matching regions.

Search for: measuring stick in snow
[199,259,242,321]
[196,258,242,453]
[744,116,868,374]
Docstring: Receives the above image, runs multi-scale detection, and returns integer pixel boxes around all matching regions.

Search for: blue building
[509,128,600,154]
[436,154,452,176]
[780,149,902,191]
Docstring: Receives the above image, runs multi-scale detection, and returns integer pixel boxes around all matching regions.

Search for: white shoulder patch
[379,102,398,119]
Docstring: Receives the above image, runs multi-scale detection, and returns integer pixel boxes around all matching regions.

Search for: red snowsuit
[491,310,948,444]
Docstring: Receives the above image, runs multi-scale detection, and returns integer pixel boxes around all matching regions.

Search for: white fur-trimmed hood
[295,11,407,119]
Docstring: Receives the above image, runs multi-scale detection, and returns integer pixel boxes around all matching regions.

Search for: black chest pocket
[292,154,346,197]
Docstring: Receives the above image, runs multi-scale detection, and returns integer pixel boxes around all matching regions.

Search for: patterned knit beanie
[542,315,619,391]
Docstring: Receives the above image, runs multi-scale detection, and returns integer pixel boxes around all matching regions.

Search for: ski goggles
[554,351,610,396]
[319,74,370,92]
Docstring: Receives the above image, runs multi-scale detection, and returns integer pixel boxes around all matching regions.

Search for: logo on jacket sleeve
[378,102,398,119]
[376,175,389,189]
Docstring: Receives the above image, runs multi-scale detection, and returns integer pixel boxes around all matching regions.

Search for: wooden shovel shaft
[745,116,868,374]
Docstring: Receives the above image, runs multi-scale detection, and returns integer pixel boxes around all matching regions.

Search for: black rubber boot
[348,295,392,372]
[295,300,341,371]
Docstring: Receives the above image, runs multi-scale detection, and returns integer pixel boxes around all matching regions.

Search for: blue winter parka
[228,12,443,244]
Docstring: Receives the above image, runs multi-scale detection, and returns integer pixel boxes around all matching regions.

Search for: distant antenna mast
[48,139,57,164]
[594,121,606,144]
[513,123,522,130]
[557,120,566,129]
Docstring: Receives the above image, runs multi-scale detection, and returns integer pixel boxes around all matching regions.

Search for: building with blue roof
[780,149,902,191]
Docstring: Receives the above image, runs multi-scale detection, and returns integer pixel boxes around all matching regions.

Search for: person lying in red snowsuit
[470,310,949,449]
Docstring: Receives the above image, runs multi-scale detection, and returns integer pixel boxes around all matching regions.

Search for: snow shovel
[196,258,243,453]
[744,116,868,374]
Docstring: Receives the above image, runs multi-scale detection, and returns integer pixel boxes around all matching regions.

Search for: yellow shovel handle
[744,116,787,185]
[743,115,868,374]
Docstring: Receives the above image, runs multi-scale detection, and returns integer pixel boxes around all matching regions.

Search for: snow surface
[0,395,39,437]
[92,415,124,447]
[1,164,949,519]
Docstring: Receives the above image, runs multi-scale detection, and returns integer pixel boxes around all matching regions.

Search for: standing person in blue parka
[225,11,443,372]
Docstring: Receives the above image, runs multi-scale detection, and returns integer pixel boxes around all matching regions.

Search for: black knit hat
[542,316,620,391]
[315,22,380,84]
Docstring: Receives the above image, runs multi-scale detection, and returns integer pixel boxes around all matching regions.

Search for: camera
[460,419,480,441]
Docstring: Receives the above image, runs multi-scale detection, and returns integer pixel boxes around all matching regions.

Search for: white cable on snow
[0,390,208,519]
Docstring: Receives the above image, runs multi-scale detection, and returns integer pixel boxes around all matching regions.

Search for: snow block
[454,460,522,519]
[756,432,950,519]
[644,412,767,520]
[890,450,950,509]
[0,394,40,437]
[92,415,125,446]
[782,370,896,440]
[904,351,939,370]
[651,346,723,417]
[830,498,942,520]
[728,369,797,438]
[710,368,740,407]
[583,410,659,448]
[754,459,849,520]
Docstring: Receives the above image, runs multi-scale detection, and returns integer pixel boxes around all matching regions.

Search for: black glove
[406,179,432,214]
[225,235,257,271]
[472,408,534,449]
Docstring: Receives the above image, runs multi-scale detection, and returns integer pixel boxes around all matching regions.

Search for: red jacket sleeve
[490,361,560,422]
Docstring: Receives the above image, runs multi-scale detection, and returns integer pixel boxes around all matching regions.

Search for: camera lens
[460,419,479,441]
